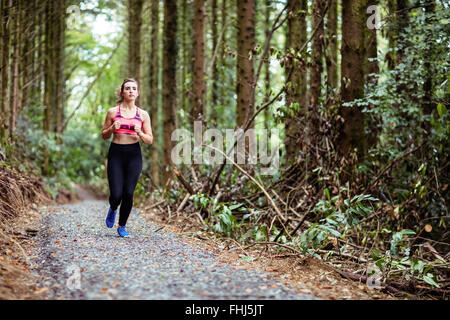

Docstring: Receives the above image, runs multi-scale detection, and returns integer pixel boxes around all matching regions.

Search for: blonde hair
[115,78,139,105]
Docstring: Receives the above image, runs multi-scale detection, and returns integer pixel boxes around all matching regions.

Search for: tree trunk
[309,0,326,156]
[162,0,178,185]
[1,0,11,138]
[219,0,228,117]
[0,1,3,125]
[263,0,271,130]
[210,0,218,125]
[337,0,367,156]
[396,0,409,66]
[326,0,338,91]
[285,0,308,161]
[36,0,43,103]
[422,0,435,133]
[20,0,31,113]
[192,0,206,127]
[128,0,144,86]
[43,0,53,175]
[10,0,20,136]
[180,0,192,129]
[365,0,378,84]
[236,0,255,129]
[149,0,160,187]
[365,0,380,149]
[55,0,65,136]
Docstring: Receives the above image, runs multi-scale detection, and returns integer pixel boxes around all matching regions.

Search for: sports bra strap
[117,105,141,118]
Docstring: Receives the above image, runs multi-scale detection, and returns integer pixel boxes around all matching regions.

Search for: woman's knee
[122,190,135,202]
[109,192,122,206]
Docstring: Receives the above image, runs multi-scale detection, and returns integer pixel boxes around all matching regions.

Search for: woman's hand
[113,121,121,130]
[134,125,143,137]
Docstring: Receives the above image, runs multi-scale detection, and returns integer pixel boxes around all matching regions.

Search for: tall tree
[42,0,54,174]
[236,0,256,129]
[385,0,396,69]
[326,0,338,90]
[210,0,219,125]
[43,0,53,135]
[10,0,20,135]
[0,1,3,124]
[35,0,44,103]
[365,0,378,84]
[55,0,66,135]
[309,0,327,155]
[422,0,436,132]
[1,0,11,138]
[285,0,308,160]
[365,0,380,148]
[219,0,228,115]
[20,0,33,112]
[162,0,178,184]
[396,0,409,66]
[337,0,367,156]
[128,0,144,86]
[149,0,160,187]
[180,0,192,129]
[192,0,206,127]
[263,0,272,130]
[386,0,410,68]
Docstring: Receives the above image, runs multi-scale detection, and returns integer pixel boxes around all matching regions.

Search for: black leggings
[107,142,142,227]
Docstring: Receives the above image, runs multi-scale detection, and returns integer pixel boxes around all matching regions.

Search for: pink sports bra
[113,105,143,135]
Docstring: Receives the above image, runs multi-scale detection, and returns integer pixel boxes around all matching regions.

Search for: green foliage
[10,115,106,198]
[188,193,266,240]
[299,193,379,252]
[388,229,416,258]
[300,191,443,289]
[356,5,449,237]
[211,202,241,238]
[370,230,442,289]
[252,224,268,242]
[189,193,211,211]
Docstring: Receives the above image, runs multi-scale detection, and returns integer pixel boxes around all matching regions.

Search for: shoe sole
[117,229,130,237]
[118,234,130,237]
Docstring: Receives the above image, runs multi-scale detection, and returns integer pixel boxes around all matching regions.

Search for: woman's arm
[136,111,153,145]
[102,108,118,140]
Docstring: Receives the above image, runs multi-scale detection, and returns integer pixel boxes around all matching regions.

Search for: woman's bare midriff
[112,133,140,144]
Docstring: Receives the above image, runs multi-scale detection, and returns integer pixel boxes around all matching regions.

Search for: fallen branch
[145,200,165,210]
[203,144,287,225]
[244,241,303,256]
[177,193,191,213]
[317,249,367,264]
[173,167,196,195]
[330,266,449,298]
[193,210,207,226]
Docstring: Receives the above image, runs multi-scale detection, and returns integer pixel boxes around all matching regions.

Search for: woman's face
[122,81,139,101]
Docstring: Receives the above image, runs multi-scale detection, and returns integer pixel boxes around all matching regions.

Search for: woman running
[101,78,153,237]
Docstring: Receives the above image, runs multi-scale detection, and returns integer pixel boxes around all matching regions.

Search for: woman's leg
[107,144,124,211]
[118,144,142,227]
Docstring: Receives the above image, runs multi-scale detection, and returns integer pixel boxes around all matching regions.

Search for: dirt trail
[29,195,315,300]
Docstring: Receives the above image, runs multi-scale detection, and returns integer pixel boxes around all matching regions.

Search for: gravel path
[31,199,315,300]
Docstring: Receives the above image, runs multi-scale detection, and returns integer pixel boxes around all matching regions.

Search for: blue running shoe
[117,226,130,237]
[105,208,117,228]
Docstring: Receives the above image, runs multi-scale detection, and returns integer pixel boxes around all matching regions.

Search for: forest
[0,0,449,300]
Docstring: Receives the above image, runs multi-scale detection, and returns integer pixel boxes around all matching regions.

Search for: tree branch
[61,35,124,132]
